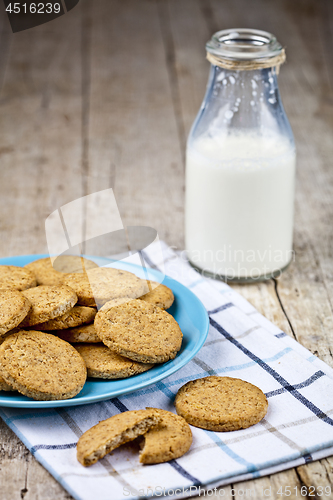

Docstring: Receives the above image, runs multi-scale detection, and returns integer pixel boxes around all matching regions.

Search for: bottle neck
[188,61,294,150]
[203,65,280,131]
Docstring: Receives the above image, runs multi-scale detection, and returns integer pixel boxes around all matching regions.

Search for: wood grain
[0,0,332,498]
[88,0,185,250]
[0,4,84,258]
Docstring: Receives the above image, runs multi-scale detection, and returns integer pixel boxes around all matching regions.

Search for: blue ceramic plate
[0,254,209,408]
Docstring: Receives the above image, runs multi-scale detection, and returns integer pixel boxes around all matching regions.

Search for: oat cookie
[0,376,15,391]
[0,265,36,291]
[20,285,77,326]
[140,408,192,464]
[56,324,101,343]
[140,281,174,310]
[63,267,146,307]
[0,331,18,344]
[33,306,96,331]
[0,290,31,336]
[95,300,183,363]
[175,376,268,431]
[74,343,154,379]
[99,297,136,311]
[0,330,87,400]
[77,409,161,466]
[25,256,98,286]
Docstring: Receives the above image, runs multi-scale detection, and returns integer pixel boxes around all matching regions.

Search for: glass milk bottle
[185,29,296,282]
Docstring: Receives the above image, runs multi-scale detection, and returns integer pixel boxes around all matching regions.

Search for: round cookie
[0,290,31,336]
[74,343,154,379]
[94,300,183,363]
[99,297,136,311]
[77,409,161,466]
[0,330,87,400]
[0,375,15,391]
[140,408,192,464]
[63,267,146,307]
[20,285,77,327]
[175,376,268,431]
[0,330,18,344]
[56,324,101,343]
[0,265,36,291]
[140,281,174,310]
[25,256,98,286]
[33,306,96,331]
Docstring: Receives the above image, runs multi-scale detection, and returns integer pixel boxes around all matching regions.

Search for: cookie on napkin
[77,409,161,466]
[175,376,268,431]
[140,408,192,464]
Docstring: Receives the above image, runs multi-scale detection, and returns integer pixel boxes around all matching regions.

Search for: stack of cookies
[0,257,269,467]
[0,256,182,401]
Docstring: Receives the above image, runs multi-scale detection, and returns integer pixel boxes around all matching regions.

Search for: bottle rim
[206,28,283,61]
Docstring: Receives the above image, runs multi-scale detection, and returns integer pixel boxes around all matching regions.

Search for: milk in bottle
[185,29,296,282]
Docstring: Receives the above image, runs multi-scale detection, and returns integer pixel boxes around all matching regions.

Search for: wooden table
[0,0,332,498]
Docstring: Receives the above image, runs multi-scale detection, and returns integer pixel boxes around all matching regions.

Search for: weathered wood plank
[0,6,84,259]
[25,454,74,500]
[233,472,303,500]
[88,0,184,250]
[297,459,333,497]
[166,0,209,141]
[0,418,28,499]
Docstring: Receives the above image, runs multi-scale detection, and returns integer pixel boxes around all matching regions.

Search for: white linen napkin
[1,241,333,500]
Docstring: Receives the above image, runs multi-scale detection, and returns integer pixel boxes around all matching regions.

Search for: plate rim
[0,254,209,408]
